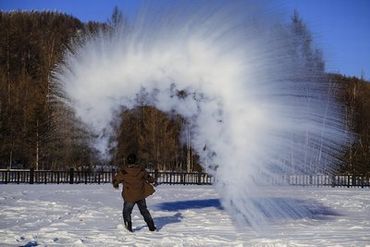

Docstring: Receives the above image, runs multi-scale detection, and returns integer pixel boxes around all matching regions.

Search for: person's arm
[143,169,155,183]
[112,170,124,189]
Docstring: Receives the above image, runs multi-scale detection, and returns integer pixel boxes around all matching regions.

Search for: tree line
[0,11,104,170]
[331,74,370,174]
[0,9,368,173]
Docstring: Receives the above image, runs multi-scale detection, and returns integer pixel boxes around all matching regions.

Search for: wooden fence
[0,169,369,187]
[0,169,214,185]
[268,174,370,188]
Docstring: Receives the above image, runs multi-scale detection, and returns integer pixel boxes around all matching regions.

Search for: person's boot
[147,219,156,231]
[124,220,133,232]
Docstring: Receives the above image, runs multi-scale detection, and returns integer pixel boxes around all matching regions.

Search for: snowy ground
[0,184,370,247]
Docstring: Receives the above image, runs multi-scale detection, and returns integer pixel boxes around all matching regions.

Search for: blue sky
[1,0,369,80]
[283,0,370,80]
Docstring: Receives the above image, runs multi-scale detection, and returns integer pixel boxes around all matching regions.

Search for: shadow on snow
[248,197,342,220]
[155,199,223,211]
[154,197,341,223]
[135,212,183,231]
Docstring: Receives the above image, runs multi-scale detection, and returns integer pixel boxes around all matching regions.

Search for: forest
[0,10,369,174]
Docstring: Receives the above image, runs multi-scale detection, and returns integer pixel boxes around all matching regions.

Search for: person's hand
[113,182,119,189]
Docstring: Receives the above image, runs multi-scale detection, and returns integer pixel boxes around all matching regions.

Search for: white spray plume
[55,1,348,228]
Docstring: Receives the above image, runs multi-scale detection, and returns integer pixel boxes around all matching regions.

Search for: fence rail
[0,169,369,187]
[0,169,214,185]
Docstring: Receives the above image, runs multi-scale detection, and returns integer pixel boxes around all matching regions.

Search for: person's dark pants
[123,199,155,231]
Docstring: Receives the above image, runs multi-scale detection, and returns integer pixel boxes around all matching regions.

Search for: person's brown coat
[112,165,155,203]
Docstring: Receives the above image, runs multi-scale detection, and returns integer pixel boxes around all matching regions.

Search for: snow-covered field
[1,184,370,247]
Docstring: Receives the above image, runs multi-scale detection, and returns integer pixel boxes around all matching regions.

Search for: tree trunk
[186,125,191,172]
[9,144,13,170]
[36,119,39,170]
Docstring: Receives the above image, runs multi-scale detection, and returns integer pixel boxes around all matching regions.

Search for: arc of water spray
[55,0,348,228]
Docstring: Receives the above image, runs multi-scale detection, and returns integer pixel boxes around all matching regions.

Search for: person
[112,153,156,232]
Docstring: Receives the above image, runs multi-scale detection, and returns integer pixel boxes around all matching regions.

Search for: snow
[1,184,370,246]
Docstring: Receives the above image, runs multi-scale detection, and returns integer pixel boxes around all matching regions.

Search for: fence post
[30,168,34,184]
[154,169,159,186]
[69,168,74,184]
[197,172,201,185]
[347,175,350,188]
[98,169,102,184]
[16,170,20,184]
[4,170,8,184]
[331,174,336,187]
